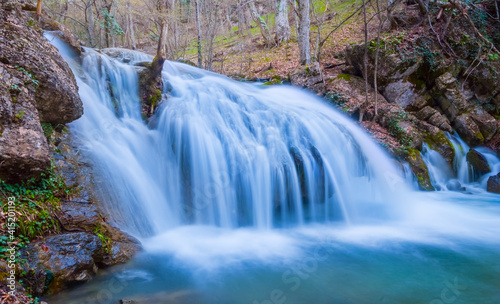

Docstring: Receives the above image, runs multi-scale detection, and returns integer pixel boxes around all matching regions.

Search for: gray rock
[20,232,103,295]
[383,79,430,110]
[99,224,142,267]
[59,201,101,231]
[454,114,484,147]
[446,179,465,191]
[434,72,469,121]
[0,2,82,182]
[0,3,83,124]
[466,149,491,175]
[0,65,50,182]
[487,173,500,194]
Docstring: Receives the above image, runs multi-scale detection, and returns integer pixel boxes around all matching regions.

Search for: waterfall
[422,133,500,192]
[44,32,500,304]
[45,32,410,237]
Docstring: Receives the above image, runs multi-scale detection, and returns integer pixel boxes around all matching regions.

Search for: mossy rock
[406,148,435,191]
[263,76,283,85]
[424,131,455,167]
[336,74,352,81]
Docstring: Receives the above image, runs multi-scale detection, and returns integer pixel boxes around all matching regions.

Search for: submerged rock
[446,179,465,191]
[487,173,500,194]
[466,149,491,175]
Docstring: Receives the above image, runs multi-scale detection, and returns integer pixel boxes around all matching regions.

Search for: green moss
[149,88,162,106]
[263,76,283,85]
[0,163,78,264]
[336,74,352,81]
[406,148,435,191]
[93,224,112,254]
[14,110,26,122]
[424,131,455,164]
[41,123,54,141]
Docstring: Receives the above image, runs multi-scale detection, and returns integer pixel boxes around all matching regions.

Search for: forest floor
[179,0,373,81]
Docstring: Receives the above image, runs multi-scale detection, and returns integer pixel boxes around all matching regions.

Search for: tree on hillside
[195,0,202,68]
[36,0,43,20]
[311,0,330,62]
[275,0,290,44]
[141,0,170,117]
[296,0,311,64]
[249,1,273,48]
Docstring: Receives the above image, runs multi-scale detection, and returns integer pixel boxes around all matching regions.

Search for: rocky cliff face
[0,0,83,183]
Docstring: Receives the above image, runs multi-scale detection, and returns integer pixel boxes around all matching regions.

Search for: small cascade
[421,133,500,192]
[421,144,455,190]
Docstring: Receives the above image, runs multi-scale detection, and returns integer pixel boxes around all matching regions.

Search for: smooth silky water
[45,33,500,304]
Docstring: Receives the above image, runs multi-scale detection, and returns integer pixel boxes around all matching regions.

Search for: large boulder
[0,1,83,125]
[466,149,491,175]
[487,173,500,194]
[327,74,423,150]
[99,224,142,267]
[59,201,102,231]
[454,114,485,147]
[0,65,50,182]
[20,232,103,295]
[415,106,452,133]
[0,1,83,182]
[345,43,423,91]
[344,43,435,111]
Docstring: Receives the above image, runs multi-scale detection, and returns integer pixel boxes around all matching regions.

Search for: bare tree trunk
[103,0,114,48]
[140,0,170,117]
[291,0,299,38]
[249,1,273,47]
[275,0,290,44]
[373,0,385,118]
[195,0,203,68]
[36,0,43,20]
[297,0,311,65]
[206,2,219,71]
[157,20,168,59]
[359,0,369,123]
[496,1,499,20]
[238,0,244,37]
[86,1,95,47]
[126,0,136,49]
[312,1,329,62]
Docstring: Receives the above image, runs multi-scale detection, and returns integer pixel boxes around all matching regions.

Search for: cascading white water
[45,32,500,304]
[422,133,500,192]
[46,32,409,237]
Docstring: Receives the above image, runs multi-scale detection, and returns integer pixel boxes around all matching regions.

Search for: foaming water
[422,133,500,192]
[44,32,500,304]
[46,32,410,236]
